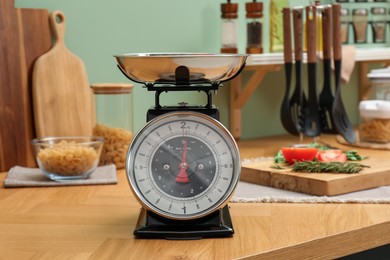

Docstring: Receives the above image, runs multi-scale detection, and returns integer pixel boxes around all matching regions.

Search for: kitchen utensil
[280,8,299,135]
[240,156,389,196]
[0,0,51,171]
[301,6,321,137]
[33,10,94,138]
[115,53,247,85]
[290,7,307,134]
[319,6,337,134]
[331,4,356,144]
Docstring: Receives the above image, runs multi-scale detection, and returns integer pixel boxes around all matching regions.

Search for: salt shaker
[245,0,263,54]
[221,0,238,53]
[91,83,133,169]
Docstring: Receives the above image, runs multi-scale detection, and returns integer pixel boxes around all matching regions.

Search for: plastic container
[359,100,390,143]
[221,0,238,54]
[245,0,263,54]
[91,83,133,169]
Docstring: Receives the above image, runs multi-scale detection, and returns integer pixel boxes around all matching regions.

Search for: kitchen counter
[1,134,390,259]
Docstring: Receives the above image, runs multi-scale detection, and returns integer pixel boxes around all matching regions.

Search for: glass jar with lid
[359,69,390,143]
[245,0,263,54]
[371,7,387,43]
[352,8,368,43]
[91,83,133,169]
[221,0,238,53]
[340,8,350,44]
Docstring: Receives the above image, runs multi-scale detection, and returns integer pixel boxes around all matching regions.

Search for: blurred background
[15,0,363,139]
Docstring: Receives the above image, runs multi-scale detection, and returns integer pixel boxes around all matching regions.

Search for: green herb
[271,164,285,170]
[344,150,368,161]
[291,161,370,174]
[274,150,285,163]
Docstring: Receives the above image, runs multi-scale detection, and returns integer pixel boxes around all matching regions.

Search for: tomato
[316,149,347,163]
[281,147,318,164]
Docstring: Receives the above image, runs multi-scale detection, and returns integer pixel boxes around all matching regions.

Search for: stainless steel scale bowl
[114,53,248,85]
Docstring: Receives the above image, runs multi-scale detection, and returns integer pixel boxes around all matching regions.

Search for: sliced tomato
[281,147,318,164]
[316,149,347,163]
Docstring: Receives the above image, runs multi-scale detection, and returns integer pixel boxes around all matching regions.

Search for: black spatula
[280,7,299,135]
[301,5,322,137]
[331,3,356,144]
[290,7,307,134]
[319,6,337,134]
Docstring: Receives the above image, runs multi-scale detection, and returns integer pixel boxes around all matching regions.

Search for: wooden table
[1,135,390,259]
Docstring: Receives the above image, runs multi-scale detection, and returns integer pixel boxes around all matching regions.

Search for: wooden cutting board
[241,157,390,196]
[33,10,94,138]
[0,0,51,171]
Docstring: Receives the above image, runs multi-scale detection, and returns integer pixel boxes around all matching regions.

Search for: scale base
[133,205,234,240]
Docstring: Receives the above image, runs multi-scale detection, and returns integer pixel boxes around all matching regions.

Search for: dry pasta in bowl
[31,136,103,181]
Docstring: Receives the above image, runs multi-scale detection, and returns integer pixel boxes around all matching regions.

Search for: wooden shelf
[230,48,390,139]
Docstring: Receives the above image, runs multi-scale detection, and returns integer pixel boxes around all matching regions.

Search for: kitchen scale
[115,53,248,239]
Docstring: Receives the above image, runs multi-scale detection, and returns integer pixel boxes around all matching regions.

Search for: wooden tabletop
[1,134,390,259]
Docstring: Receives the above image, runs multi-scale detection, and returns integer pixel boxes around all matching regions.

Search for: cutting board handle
[49,10,66,46]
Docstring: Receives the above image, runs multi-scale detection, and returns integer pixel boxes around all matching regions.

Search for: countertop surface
[1,134,390,259]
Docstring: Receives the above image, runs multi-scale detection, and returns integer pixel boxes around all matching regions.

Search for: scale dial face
[126,111,240,220]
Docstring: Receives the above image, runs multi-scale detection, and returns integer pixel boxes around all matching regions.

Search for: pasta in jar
[93,123,133,169]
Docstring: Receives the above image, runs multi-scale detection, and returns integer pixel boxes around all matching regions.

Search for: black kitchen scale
[115,53,247,239]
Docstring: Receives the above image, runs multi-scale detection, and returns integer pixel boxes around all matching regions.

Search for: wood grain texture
[241,157,390,196]
[2,135,390,259]
[33,10,94,138]
[0,0,51,171]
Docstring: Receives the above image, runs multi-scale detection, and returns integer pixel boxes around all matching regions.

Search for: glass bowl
[31,136,104,181]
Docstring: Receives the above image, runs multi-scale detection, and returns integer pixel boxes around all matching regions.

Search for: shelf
[229,48,390,139]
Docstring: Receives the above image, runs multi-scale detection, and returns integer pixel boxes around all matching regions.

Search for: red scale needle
[176,140,189,183]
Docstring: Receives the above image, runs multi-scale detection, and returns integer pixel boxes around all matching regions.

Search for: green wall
[15,0,365,139]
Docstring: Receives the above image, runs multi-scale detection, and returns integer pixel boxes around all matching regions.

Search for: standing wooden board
[33,10,94,138]
[241,157,390,196]
[0,0,51,171]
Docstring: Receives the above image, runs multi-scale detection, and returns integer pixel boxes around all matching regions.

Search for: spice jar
[371,7,387,43]
[91,83,133,169]
[221,0,238,54]
[245,0,263,54]
[352,8,368,43]
[340,8,350,44]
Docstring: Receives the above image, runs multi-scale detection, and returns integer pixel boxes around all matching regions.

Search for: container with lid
[371,7,387,43]
[352,8,368,43]
[340,8,350,44]
[91,83,133,169]
[245,0,263,54]
[359,100,390,143]
[221,0,238,54]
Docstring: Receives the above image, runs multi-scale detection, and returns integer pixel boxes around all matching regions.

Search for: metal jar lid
[340,8,349,16]
[353,8,368,16]
[371,7,386,15]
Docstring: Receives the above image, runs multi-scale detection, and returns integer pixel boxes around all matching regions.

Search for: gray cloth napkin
[3,164,117,188]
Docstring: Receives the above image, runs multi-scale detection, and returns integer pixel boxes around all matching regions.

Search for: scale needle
[176,140,189,183]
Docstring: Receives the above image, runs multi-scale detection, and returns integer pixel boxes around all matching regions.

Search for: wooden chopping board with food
[240,143,390,196]
[33,10,94,138]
